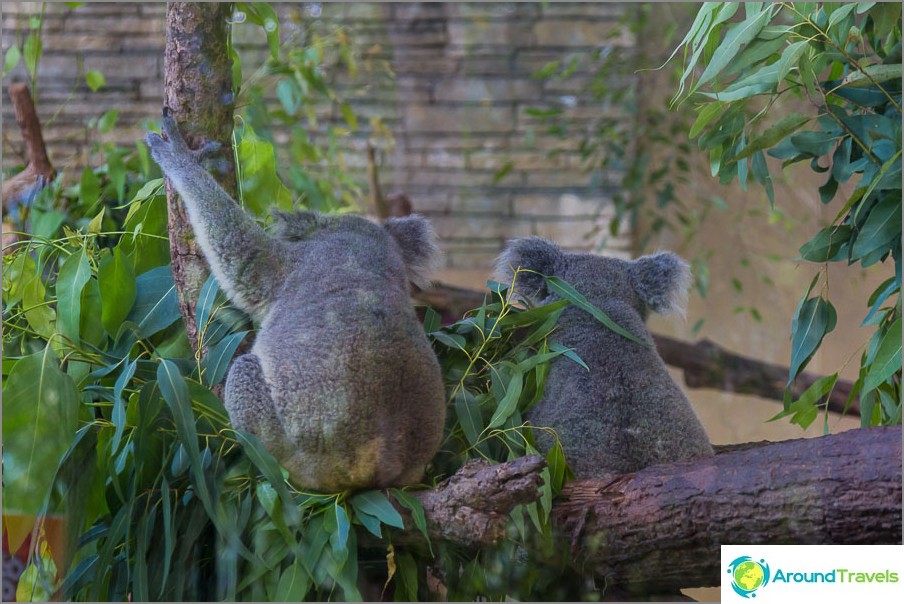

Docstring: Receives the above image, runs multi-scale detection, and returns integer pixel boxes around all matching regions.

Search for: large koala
[146,110,446,492]
[495,237,713,477]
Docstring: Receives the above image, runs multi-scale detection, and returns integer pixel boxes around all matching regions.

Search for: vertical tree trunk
[163,2,236,352]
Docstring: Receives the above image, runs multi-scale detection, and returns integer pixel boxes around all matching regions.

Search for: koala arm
[146,110,287,321]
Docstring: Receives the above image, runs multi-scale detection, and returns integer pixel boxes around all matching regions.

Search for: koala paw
[145,107,224,171]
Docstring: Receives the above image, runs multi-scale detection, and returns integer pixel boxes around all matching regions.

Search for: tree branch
[383,427,900,595]
[554,425,901,594]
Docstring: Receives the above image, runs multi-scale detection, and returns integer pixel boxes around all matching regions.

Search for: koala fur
[146,111,446,492]
[495,237,713,477]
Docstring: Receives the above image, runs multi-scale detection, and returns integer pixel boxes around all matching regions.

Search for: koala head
[494,237,690,318]
[273,210,441,290]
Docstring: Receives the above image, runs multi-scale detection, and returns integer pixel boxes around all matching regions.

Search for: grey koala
[146,110,446,492]
[494,237,713,477]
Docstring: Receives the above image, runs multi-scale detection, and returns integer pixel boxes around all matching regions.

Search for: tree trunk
[162,2,236,352]
[386,426,901,595]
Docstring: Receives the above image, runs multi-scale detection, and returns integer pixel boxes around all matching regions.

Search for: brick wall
[2,2,635,270]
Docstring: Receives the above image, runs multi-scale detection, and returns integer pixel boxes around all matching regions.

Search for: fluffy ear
[628,251,691,315]
[383,214,442,289]
[494,237,563,300]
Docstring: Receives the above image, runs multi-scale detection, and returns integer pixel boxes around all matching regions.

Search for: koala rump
[495,237,713,477]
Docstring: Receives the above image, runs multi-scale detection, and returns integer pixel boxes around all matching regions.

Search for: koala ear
[383,214,441,289]
[628,252,691,316]
[494,237,563,300]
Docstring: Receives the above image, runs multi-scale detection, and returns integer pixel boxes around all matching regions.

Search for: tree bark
[2,83,56,254]
[163,2,237,352]
[385,426,901,595]
[414,283,859,415]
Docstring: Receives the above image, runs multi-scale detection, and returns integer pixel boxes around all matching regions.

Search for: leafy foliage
[3,5,590,602]
[672,2,901,428]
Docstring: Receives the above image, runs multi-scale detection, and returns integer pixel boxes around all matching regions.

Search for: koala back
[495,238,713,477]
[247,211,446,490]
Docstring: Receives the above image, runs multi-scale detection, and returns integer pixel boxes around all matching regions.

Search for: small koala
[495,237,713,477]
[146,110,446,492]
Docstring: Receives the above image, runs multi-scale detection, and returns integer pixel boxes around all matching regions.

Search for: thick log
[414,283,859,414]
[162,2,237,353]
[554,425,901,594]
[380,428,899,595]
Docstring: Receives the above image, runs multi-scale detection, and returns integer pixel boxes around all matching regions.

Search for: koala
[146,110,446,492]
[494,237,713,477]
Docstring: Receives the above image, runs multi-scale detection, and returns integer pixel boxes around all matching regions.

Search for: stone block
[533,20,633,48]
[447,191,511,215]
[435,77,540,103]
[447,20,534,48]
[422,149,467,169]
[446,3,540,20]
[513,192,612,218]
[391,3,446,22]
[431,215,532,240]
[403,104,514,134]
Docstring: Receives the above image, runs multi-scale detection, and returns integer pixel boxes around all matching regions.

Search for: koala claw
[193,139,223,163]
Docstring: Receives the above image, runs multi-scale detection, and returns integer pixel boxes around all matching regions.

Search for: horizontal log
[553,425,901,594]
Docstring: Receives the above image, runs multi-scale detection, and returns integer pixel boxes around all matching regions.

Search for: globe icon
[733,560,765,592]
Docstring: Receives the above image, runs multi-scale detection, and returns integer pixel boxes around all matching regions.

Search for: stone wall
[2,2,635,270]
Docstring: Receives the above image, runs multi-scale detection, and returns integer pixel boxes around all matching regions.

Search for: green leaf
[56,248,92,347]
[23,32,42,80]
[201,331,249,387]
[124,265,180,338]
[157,360,216,519]
[799,226,851,262]
[454,389,483,447]
[237,124,293,214]
[776,40,808,82]
[233,430,300,526]
[110,358,137,453]
[275,560,310,602]
[863,318,902,393]
[735,113,810,159]
[788,296,837,384]
[487,369,523,429]
[839,64,902,88]
[339,103,358,131]
[390,488,432,554]
[85,69,105,91]
[99,246,137,336]
[422,306,440,333]
[689,102,723,139]
[549,342,589,370]
[851,197,901,262]
[79,167,101,209]
[3,45,21,76]
[350,491,405,531]
[330,502,351,554]
[2,347,79,515]
[693,5,773,93]
[98,109,118,134]
[545,276,650,347]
